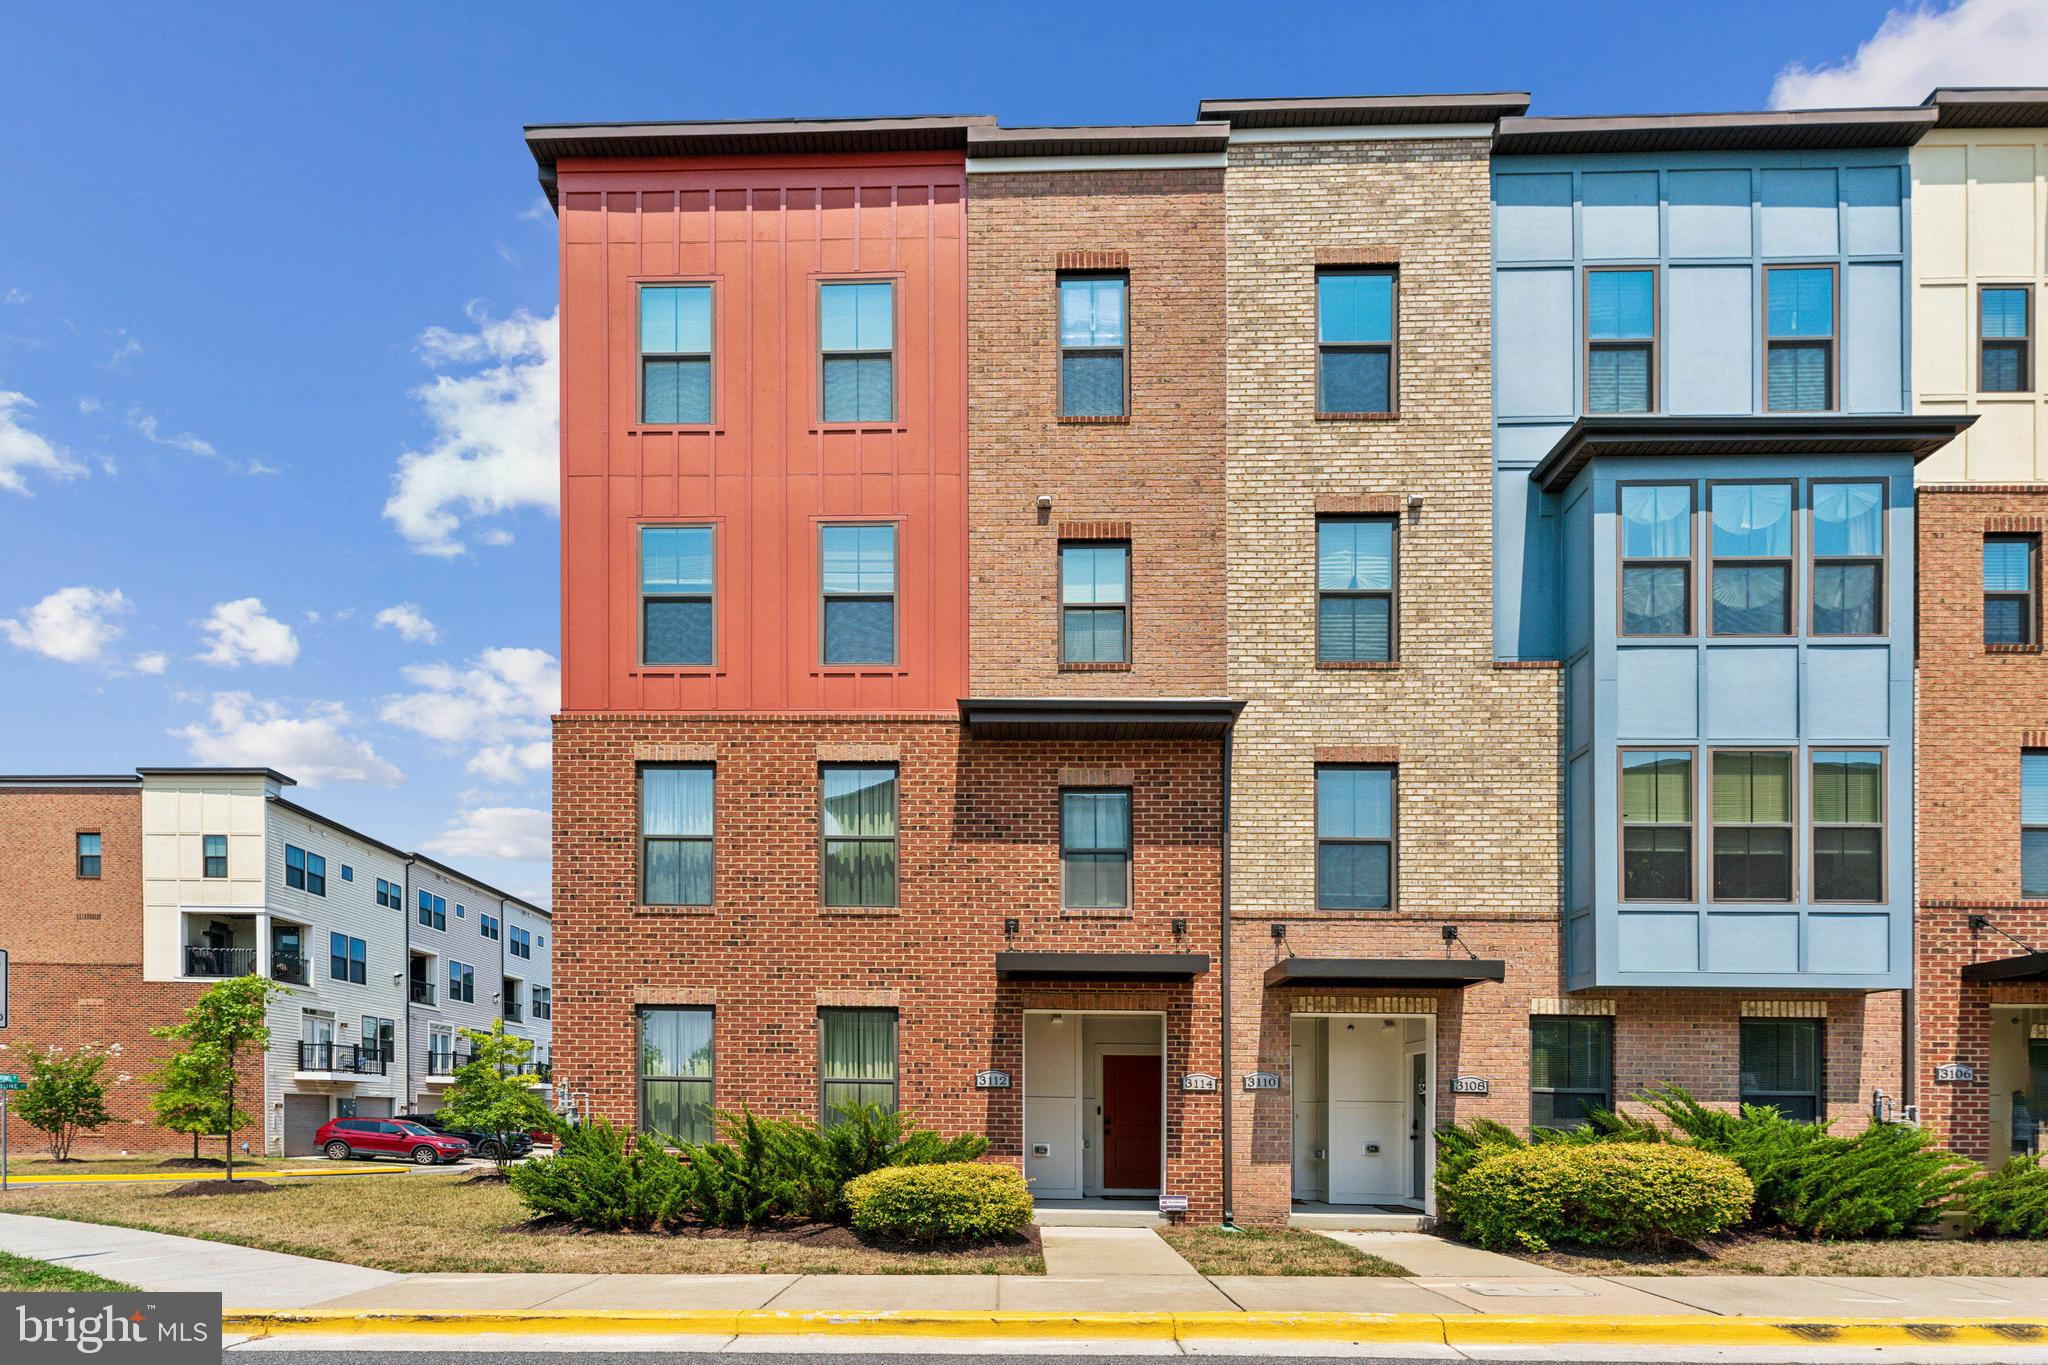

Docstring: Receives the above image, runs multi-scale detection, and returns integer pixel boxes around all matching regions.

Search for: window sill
[1058,415,1130,426]
[1987,643,2043,655]
[629,425,725,436]
[814,666,909,677]
[1316,411,1400,422]
[1060,661,1133,672]
[820,907,902,919]
[1059,908,1134,919]
[633,905,716,918]
[810,424,909,435]
[629,667,723,677]
[1317,660,1400,670]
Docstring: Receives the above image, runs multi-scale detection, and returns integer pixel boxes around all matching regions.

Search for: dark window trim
[1530,1014,1615,1132]
[1706,747,1798,904]
[1314,763,1398,912]
[447,959,475,1004]
[636,522,717,669]
[817,520,902,668]
[1810,747,1887,905]
[328,932,367,986]
[1583,265,1658,414]
[284,843,306,891]
[1763,263,1839,413]
[1986,532,2041,647]
[1739,1016,1824,1120]
[1705,477,1799,638]
[816,277,900,426]
[1806,476,1889,638]
[305,850,327,898]
[1058,538,1132,667]
[1618,746,1697,904]
[817,1006,900,1124]
[635,280,717,427]
[361,1014,396,1065]
[820,762,899,909]
[1315,265,1399,418]
[1316,514,1400,663]
[74,830,102,880]
[417,889,446,931]
[1060,784,1134,912]
[202,833,228,880]
[1055,270,1131,420]
[637,1004,716,1142]
[1979,283,2034,394]
[1615,480,1697,639]
[639,762,716,908]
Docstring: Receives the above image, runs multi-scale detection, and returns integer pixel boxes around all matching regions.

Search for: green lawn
[0,1249,136,1292]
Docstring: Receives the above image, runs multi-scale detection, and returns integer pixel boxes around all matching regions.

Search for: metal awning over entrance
[960,697,1242,740]
[1264,957,1507,989]
[995,952,1210,982]
[1963,953,2048,983]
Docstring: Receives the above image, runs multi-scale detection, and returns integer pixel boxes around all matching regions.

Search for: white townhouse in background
[406,855,554,1115]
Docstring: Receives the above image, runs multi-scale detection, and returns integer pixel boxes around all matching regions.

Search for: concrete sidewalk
[0,1211,401,1307]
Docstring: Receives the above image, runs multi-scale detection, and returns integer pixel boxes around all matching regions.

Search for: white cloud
[422,805,550,862]
[384,305,559,557]
[467,740,552,785]
[198,598,300,667]
[126,406,217,458]
[132,651,168,675]
[175,692,402,788]
[518,196,552,222]
[76,396,100,414]
[3,288,27,305]
[1771,0,2048,108]
[380,646,558,746]
[101,332,141,369]
[0,391,87,493]
[374,602,439,644]
[2,586,129,663]
[246,460,280,476]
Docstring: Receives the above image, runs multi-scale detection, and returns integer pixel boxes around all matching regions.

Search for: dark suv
[396,1111,533,1161]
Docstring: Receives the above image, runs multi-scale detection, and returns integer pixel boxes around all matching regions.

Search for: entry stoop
[1032,1200,1167,1228]
[1289,1208,1431,1231]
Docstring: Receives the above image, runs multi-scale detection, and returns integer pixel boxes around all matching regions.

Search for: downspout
[1220,723,1235,1227]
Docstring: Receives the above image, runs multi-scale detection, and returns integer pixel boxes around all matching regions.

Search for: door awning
[1263,956,1507,989]
[1962,953,2048,983]
[960,697,1242,739]
[994,951,1210,982]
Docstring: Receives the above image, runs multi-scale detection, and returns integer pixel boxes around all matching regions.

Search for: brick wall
[966,168,1226,695]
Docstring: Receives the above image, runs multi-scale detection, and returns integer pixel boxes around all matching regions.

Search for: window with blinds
[1765,266,1835,412]
[2023,752,2048,900]
[1622,750,1693,901]
[1062,788,1132,910]
[1619,484,1692,636]
[1060,543,1129,664]
[1059,274,1128,418]
[822,765,898,908]
[639,1007,714,1143]
[1586,269,1654,413]
[1316,269,1396,414]
[820,524,897,665]
[1710,482,1794,636]
[641,765,713,907]
[640,525,714,666]
[1317,517,1395,662]
[819,281,894,423]
[1812,751,1883,902]
[1981,286,2032,394]
[1531,1016,1613,1130]
[820,1008,897,1122]
[1316,765,1394,910]
[1711,751,1793,901]
[1985,535,2039,646]
[639,285,713,424]
[1811,482,1883,635]
[1740,1018,1821,1121]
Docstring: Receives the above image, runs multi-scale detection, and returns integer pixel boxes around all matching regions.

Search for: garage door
[282,1094,329,1156]
[353,1097,392,1119]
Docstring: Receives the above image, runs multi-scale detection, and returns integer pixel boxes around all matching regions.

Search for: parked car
[396,1111,534,1161]
[316,1117,470,1166]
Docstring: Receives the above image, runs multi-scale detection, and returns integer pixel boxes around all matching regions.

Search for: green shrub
[1435,1110,1664,1233]
[769,1103,989,1223]
[1453,1143,1752,1253]
[844,1162,1033,1245]
[673,1110,795,1228]
[1969,1157,2048,1238]
[509,1118,684,1231]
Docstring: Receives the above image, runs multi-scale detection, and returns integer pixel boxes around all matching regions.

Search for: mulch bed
[461,1169,512,1185]
[165,1179,276,1198]
[154,1158,230,1170]
[518,1214,1040,1261]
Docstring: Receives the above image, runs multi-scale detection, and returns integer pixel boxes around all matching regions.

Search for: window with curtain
[1317,517,1395,662]
[640,525,714,666]
[203,834,227,879]
[1985,535,2039,646]
[1619,484,1691,636]
[819,281,894,423]
[639,1007,714,1143]
[1317,765,1394,909]
[820,1008,897,1121]
[1316,269,1395,414]
[1531,1016,1612,1130]
[1765,266,1835,411]
[1711,751,1793,901]
[822,765,898,907]
[1061,788,1132,910]
[1710,483,1794,635]
[1060,543,1129,664]
[1622,750,1693,901]
[329,932,366,985]
[2024,752,2048,899]
[1812,751,1883,902]
[641,765,713,907]
[1740,1018,1822,1121]
[1982,286,2032,394]
[1811,482,1883,635]
[820,524,897,665]
[639,284,713,424]
[1587,269,1655,413]
[1059,274,1127,418]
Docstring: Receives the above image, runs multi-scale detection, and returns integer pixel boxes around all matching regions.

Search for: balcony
[504,1002,525,1023]
[270,951,309,986]
[185,945,257,978]
[409,979,437,1006]
[296,1042,386,1078]
[423,1049,474,1084]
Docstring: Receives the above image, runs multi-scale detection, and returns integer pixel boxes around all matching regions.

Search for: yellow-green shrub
[843,1162,1032,1244]
[1455,1142,1752,1252]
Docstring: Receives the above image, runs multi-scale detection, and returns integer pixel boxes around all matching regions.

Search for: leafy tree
[13,1043,115,1161]
[154,975,282,1180]
[436,1021,558,1170]
[146,1037,239,1161]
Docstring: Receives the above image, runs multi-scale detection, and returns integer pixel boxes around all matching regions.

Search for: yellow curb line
[222,1309,2048,1346]
[6,1166,413,1186]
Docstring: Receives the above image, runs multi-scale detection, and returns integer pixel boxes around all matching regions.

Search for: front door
[1328,1019,1404,1205]
[1100,1054,1161,1191]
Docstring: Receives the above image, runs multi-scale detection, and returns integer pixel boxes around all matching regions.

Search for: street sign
[0,1075,19,1090]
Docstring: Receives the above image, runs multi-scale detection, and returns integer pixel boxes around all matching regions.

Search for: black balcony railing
[409,979,437,1005]
[185,945,256,978]
[270,951,309,985]
[296,1042,387,1076]
[504,1003,525,1023]
[426,1050,475,1077]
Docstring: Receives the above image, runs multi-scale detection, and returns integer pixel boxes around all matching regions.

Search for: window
[640,525,714,666]
[641,765,713,906]
[1317,517,1395,662]
[361,1016,395,1066]
[417,890,446,931]
[2026,753,2048,900]
[1619,485,1692,636]
[639,284,713,424]
[75,832,101,879]
[329,933,366,986]
[819,281,894,423]
[534,986,552,1020]
[822,764,898,908]
[455,903,465,919]
[1982,286,2033,393]
[1711,751,1793,901]
[1621,750,1693,901]
[447,960,475,1004]
[1316,765,1394,910]
[340,865,353,882]
[1812,751,1884,902]
[1986,535,2039,646]
[1316,268,1395,415]
[306,852,326,897]
[1765,266,1835,411]
[428,1027,453,1069]
[480,912,499,940]
[1531,1016,1613,1130]
[285,844,305,890]
[820,524,897,665]
[375,878,400,910]
[1710,483,1794,635]
[819,1008,897,1122]
[1058,273,1127,418]
[1587,268,1655,412]
[1062,788,1132,911]
[203,834,228,879]
[1740,1018,1822,1121]
[1060,542,1129,664]
[1811,482,1884,635]
[639,1007,714,1142]
[510,926,532,960]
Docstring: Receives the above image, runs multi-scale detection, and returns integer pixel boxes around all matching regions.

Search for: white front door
[1327,1018,1407,1206]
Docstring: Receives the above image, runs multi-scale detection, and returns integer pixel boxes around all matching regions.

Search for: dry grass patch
[1160,1226,1405,1277]
[5,1154,284,1178]
[1520,1232,2048,1277]
[0,1173,1043,1276]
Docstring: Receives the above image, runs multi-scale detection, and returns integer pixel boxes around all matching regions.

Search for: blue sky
[1,0,2037,903]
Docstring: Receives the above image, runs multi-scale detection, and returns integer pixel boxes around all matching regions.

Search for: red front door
[1100,1054,1162,1191]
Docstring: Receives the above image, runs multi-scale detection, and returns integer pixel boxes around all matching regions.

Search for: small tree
[147,1039,239,1161]
[436,1021,558,1172]
[14,1044,115,1161]
[155,975,282,1180]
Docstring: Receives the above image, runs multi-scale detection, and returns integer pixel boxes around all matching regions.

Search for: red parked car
[316,1117,471,1165]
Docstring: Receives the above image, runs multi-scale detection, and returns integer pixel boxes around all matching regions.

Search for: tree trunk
[191,1131,200,1160]
[224,1063,236,1182]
